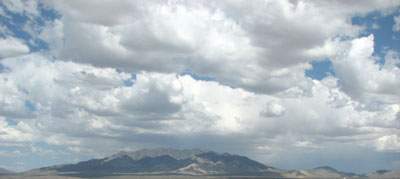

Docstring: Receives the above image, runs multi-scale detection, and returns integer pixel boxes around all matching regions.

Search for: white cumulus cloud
[0,37,30,59]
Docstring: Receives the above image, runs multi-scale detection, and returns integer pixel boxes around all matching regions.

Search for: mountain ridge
[31,148,278,177]
[0,167,13,175]
[105,148,205,161]
[25,148,397,178]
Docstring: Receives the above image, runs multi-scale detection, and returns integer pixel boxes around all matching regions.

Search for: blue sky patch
[24,100,37,112]
[305,59,335,80]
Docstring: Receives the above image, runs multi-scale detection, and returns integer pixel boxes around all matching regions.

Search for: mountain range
[25,148,398,178]
[0,167,13,175]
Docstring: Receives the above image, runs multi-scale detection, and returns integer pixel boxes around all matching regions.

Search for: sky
[0,0,399,174]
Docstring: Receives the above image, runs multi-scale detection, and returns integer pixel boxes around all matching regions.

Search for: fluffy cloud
[394,15,400,32]
[1,51,398,155]
[261,101,286,117]
[332,35,400,106]
[0,117,33,144]
[376,135,400,152]
[41,0,399,94]
[0,0,39,16]
[0,37,30,58]
[0,0,57,56]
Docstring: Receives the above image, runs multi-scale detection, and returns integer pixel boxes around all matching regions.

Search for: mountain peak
[106,148,205,161]
[313,166,338,172]
[375,169,390,174]
[0,167,13,174]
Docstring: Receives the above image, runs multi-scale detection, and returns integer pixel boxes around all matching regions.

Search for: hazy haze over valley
[0,0,399,176]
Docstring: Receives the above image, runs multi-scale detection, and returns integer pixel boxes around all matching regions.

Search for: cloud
[0,0,58,55]
[260,101,286,117]
[0,117,33,144]
[394,15,400,32]
[0,53,397,155]
[119,73,184,119]
[332,35,400,106]
[40,0,399,94]
[0,37,30,59]
[0,0,39,16]
[0,70,33,118]
[376,135,400,152]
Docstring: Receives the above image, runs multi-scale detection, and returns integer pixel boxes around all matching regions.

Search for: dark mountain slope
[33,148,278,176]
[0,167,13,174]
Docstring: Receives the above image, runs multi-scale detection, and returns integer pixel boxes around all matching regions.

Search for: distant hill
[0,167,13,175]
[281,166,361,178]
[26,148,393,178]
[367,169,400,178]
[32,148,280,177]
